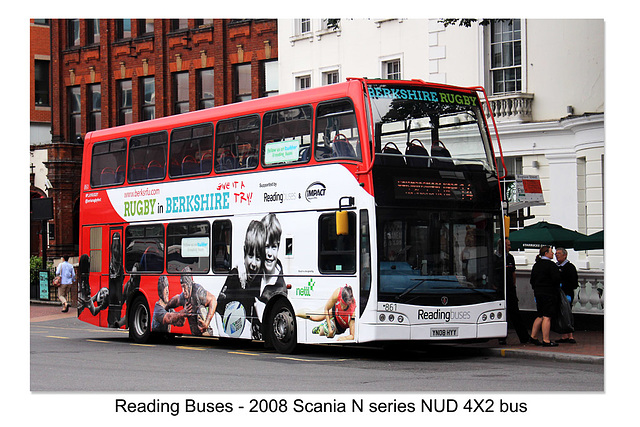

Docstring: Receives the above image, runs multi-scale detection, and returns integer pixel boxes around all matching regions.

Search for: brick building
[43,19,278,259]
[30,19,52,257]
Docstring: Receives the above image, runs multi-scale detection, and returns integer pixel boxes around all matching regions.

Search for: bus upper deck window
[215,115,260,173]
[262,106,312,167]
[315,99,361,161]
[169,123,214,178]
[90,138,127,187]
[129,131,168,182]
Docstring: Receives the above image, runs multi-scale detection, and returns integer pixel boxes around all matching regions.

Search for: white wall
[277,18,605,270]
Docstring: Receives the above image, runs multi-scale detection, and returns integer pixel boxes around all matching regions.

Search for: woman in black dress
[529,246,561,347]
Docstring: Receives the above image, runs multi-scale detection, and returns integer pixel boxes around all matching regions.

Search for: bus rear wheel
[268,299,297,354]
[129,295,151,344]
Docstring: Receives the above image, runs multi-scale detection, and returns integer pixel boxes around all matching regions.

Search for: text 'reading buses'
[78,78,508,353]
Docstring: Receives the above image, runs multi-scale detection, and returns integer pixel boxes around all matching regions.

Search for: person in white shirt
[56,256,76,312]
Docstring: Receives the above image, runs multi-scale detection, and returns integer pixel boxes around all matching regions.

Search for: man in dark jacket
[556,248,578,343]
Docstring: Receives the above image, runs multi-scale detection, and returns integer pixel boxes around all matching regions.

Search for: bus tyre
[129,295,151,344]
[268,299,297,354]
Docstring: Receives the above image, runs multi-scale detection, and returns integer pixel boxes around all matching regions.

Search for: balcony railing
[515,270,604,316]
[483,92,534,123]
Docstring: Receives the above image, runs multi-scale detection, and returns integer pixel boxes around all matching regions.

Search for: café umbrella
[573,230,604,250]
[508,221,587,251]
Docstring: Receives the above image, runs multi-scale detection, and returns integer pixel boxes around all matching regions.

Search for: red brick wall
[30,20,51,123]
[47,19,278,257]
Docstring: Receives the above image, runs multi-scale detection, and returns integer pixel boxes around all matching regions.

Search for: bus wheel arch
[264,296,297,354]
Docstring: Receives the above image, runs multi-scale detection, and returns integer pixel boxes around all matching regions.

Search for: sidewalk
[30,300,77,323]
[30,301,604,363]
[472,328,604,364]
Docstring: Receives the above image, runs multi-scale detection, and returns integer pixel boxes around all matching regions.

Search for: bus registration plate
[430,327,458,338]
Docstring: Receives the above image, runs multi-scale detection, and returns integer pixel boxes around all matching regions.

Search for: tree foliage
[438,19,512,28]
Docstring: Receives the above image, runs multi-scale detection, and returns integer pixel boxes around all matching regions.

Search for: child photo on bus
[216,220,265,339]
[259,214,288,299]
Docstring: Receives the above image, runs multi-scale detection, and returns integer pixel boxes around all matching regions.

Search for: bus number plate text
[430,327,458,338]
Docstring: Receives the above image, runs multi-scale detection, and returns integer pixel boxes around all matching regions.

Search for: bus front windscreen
[368,83,494,171]
[378,209,503,306]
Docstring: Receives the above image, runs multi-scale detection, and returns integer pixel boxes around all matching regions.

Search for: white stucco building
[278,18,604,271]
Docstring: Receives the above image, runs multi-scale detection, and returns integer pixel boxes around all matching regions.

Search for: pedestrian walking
[56,255,75,313]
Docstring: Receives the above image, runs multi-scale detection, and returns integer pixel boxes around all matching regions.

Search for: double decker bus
[78,78,507,353]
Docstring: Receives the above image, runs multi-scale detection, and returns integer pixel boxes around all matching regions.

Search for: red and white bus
[78,78,508,353]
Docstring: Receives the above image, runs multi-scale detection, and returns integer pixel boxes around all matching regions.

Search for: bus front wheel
[268,299,297,354]
[129,295,151,344]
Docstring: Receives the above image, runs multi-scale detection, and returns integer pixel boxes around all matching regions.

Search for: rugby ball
[222,301,246,337]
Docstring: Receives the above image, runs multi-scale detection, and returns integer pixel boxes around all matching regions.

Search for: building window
[67,19,80,48]
[138,19,154,35]
[170,19,188,32]
[322,69,339,85]
[88,83,101,132]
[34,60,50,106]
[68,86,81,141]
[234,64,252,102]
[295,75,311,91]
[197,68,215,109]
[262,60,279,97]
[499,156,530,231]
[116,19,132,40]
[117,80,132,126]
[195,19,213,27]
[173,72,189,114]
[87,19,100,44]
[140,77,155,121]
[297,19,311,35]
[382,58,401,80]
[321,19,340,31]
[490,19,522,94]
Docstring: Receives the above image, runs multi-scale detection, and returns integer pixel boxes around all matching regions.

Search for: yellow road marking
[276,356,346,362]
[131,343,155,347]
[176,346,208,351]
[86,339,111,344]
[229,351,260,356]
[46,335,69,339]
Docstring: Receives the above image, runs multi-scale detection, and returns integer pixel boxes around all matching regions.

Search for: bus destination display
[394,178,474,201]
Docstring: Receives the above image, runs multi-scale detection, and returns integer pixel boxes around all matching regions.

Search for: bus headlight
[478,309,505,323]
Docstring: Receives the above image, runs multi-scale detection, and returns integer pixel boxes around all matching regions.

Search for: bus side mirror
[336,210,349,236]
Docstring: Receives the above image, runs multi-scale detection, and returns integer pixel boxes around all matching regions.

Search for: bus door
[359,209,371,316]
[107,227,125,328]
